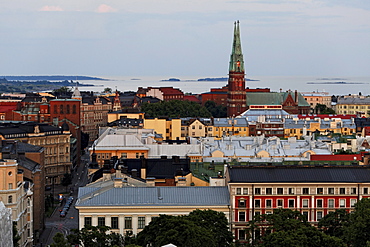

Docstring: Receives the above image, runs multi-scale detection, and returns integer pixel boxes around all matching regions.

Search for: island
[197,77,259,82]
[161,78,181,82]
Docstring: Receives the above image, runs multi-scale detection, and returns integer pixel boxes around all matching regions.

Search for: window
[192,126,195,129]
[8,195,12,204]
[364,188,368,195]
[351,188,357,194]
[303,188,309,195]
[54,105,57,113]
[125,217,132,229]
[84,217,92,226]
[266,199,272,208]
[302,199,309,208]
[328,188,334,194]
[239,212,246,222]
[138,217,145,229]
[121,153,127,159]
[243,188,248,195]
[236,188,241,195]
[288,199,295,208]
[340,199,346,208]
[111,217,119,229]
[317,188,323,194]
[340,188,346,194]
[266,188,272,195]
[351,199,357,208]
[98,217,106,226]
[317,211,323,220]
[255,199,261,208]
[60,105,64,114]
[239,229,246,240]
[73,105,77,114]
[255,188,261,195]
[288,188,294,195]
[277,199,283,207]
[328,199,334,208]
[238,199,246,208]
[66,105,70,114]
[317,199,323,208]
[277,188,283,195]
[8,183,13,189]
[302,211,309,220]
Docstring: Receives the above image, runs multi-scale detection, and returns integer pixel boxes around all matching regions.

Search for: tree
[318,209,349,239]
[204,100,227,118]
[50,233,69,247]
[52,86,72,96]
[250,209,345,247]
[314,104,335,114]
[343,198,370,247]
[188,209,233,246]
[104,87,112,93]
[13,222,21,247]
[136,214,217,247]
[141,100,212,118]
[61,173,72,191]
[67,225,124,247]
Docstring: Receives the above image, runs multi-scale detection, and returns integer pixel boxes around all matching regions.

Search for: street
[37,152,90,247]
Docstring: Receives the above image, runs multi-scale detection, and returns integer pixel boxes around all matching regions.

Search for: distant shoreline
[0,75,108,81]
[307,81,368,85]
[161,77,260,82]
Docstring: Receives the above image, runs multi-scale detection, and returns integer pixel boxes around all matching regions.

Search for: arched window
[66,105,70,114]
[60,105,64,114]
[54,105,57,114]
[73,105,77,114]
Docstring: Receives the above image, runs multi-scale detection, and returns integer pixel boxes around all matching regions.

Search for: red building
[226,165,370,242]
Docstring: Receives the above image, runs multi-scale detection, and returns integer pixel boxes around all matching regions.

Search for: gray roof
[76,186,230,207]
[228,166,370,183]
[337,97,370,105]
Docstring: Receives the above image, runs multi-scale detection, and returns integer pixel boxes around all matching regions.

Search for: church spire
[229,20,244,73]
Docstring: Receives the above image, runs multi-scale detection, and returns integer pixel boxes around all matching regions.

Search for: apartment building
[225,165,370,242]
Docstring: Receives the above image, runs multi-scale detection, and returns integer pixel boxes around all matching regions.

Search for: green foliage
[52,86,72,95]
[50,233,69,247]
[104,87,112,93]
[318,209,349,239]
[343,198,370,247]
[141,100,212,118]
[204,100,227,118]
[67,225,124,247]
[61,173,72,188]
[314,104,335,114]
[250,209,345,247]
[13,222,21,247]
[136,210,232,247]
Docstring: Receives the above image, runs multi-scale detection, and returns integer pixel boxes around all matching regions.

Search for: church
[201,21,310,117]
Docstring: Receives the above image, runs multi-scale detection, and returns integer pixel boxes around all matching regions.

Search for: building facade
[226,166,370,242]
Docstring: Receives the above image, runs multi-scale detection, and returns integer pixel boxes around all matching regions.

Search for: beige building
[0,159,33,247]
[336,96,370,117]
[76,185,229,235]
[302,91,332,110]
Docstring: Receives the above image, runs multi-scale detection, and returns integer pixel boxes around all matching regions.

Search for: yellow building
[0,159,33,247]
[283,117,356,139]
[144,118,183,141]
[336,96,370,117]
[213,118,249,138]
[107,110,145,123]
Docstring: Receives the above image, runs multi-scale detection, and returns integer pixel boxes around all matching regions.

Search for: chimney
[114,178,123,188]
[131,169,138,178]
[121,165,128,174]
[141,156,147,179]
[295,90,298,103]
[177,177,187,186]
[146,177,155,186]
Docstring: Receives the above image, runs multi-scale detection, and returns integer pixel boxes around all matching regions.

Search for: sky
[1,0,370,77]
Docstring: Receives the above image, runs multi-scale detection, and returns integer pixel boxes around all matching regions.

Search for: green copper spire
[229,20,244,73]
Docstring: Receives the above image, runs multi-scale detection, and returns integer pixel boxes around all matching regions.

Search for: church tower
[227,21,247,117]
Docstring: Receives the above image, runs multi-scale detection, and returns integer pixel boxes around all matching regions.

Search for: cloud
[96,4,117,13]
[39,6,63,12]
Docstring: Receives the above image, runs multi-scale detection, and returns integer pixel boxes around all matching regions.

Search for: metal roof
[228,166,370,183]
[76,186,230,207]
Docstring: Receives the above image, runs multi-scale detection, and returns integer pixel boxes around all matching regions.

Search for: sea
[77,75,370,96]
